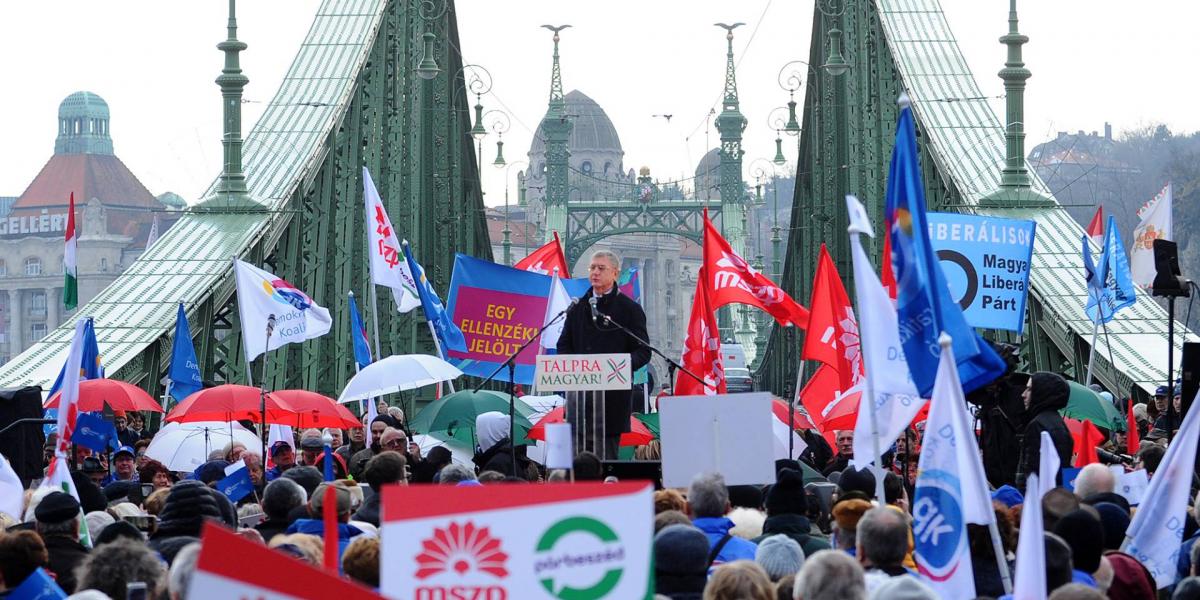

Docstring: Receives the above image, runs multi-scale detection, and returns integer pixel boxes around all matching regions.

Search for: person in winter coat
[472,412,531,479]
[556,250,651,459]
[751,468,831,558]
[1016,372,1074,491]
[284,482,364,569]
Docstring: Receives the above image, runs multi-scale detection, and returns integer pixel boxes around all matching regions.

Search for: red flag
[703,212,809,328]
[1065,418,1101,467]
[1087,206,1105,245]
[514,231,570,277]
[801,245,861,392]
[1126,399,1140,455]
[881,228,897,301]
[676,275,725,396]
[322,486,339,572]
[798,364,846,431]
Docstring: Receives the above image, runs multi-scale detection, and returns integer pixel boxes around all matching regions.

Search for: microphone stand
[473,300,577,475]
[596,310,707,393]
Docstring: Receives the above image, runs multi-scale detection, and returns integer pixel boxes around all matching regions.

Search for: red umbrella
[44,379,163,413]
[270,390,362,429]
[816,388,930,434]
[526,406,654,447]
[165,384,296,424]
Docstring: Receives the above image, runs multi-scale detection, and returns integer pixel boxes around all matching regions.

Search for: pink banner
[449,286,548,366]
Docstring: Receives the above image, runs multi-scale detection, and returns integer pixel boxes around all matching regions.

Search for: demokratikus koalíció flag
[234,260,332,364]
[364,166,421,313]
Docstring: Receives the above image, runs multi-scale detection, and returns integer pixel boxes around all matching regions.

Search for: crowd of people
[0,368,1195,599]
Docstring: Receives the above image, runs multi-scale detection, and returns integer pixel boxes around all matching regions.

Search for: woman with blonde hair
[703,560,775,600]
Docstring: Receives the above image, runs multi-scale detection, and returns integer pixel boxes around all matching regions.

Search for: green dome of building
[55,91,113,156]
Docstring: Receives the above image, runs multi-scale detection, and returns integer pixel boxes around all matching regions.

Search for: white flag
[0,453,23,521]
[1122,388,1200,588]
[1012,473,1046,600]
[912,333,994,598]
[1037,430,1059,498]
[364,167,421,312]
[1130,183,1173,288]
[539,274,571,350]
[234,260,332,364]
[845,195,925,467]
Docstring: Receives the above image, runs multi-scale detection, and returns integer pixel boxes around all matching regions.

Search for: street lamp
[502,160,528,266]
[415,1,448,80]
[485,110,510,167]
[777,60,816,135]
[816,1,851,77]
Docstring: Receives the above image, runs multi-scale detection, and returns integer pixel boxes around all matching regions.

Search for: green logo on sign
[534,516,624,600]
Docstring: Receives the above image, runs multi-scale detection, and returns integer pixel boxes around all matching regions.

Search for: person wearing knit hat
[991,484,1024,509]
[35,492,88,594]
[149,480,223,556]
[728,485,764,510]
[194,460,231,486]
[753,468,831,558]
[653,524,709,599]
[755,534,804,582]
[838,466,876,497]
[1053,510,1104,586]
[1090,503,1129,552]
[869,574,936,599]
[831,498,872,555]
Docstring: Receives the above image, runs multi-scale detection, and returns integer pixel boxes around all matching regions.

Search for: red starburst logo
[414,522,509,580]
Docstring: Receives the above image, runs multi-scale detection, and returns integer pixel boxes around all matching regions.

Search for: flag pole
[988,506,1014,594]
[790,358,806,460]
[1085,320,1100,386]
[848,226,886,502]
[426,321,456,394]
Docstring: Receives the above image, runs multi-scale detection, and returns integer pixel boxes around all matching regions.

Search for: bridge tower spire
[213,0,250,202]
[714,22,749,341]
[541,25,573,243]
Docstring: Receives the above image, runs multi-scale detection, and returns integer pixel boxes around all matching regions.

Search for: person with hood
[1017,372,1073,491]
[472,411,530,478]
[752,468,830,557]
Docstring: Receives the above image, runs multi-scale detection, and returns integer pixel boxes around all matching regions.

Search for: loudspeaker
[1182,343,1200,417]
[1152,239,1190,297]
[0,386,46,488]
[601,460,662,489]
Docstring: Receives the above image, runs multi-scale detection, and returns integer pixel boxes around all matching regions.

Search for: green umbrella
[633,412,660,437]
[1061,381,1124,432]
[797,460,827,485]
[409,389,536,446]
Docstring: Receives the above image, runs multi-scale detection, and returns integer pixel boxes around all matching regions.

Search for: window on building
[0,260,7,276]
[100,258,108,272]
[24,258,41,277]
[581,161,593,174]
[604,162,613,175]
[29,323,47,343]
[29,292,46,318]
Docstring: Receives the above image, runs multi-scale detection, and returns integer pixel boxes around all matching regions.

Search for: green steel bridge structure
[0,0,1191,406]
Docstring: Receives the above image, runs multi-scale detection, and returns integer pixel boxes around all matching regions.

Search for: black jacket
[557,286,651,434]
[1017,372,1073,490]
[968,373,1027,488]
[42,535,88,594]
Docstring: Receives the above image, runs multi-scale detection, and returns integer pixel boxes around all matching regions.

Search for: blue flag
[1084,215,1136,325]
[168,303,203,402]
[216,465,254,502]
[347,292,373,369]
[8,567,66,600]
[323,444,335,481]
[403,241,467,354]
[44,318,104,434]
[884,99,1005,397]
[71,412,117,453]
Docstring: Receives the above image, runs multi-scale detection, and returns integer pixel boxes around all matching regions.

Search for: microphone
[588,296,599,324]
[266,314,277,337]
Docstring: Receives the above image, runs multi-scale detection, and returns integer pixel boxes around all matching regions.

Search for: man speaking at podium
[557,250,650,458]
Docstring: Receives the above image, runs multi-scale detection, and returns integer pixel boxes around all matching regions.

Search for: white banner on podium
[534,353,632,391]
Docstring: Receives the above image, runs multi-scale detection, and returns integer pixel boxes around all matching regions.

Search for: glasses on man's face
[384,438,405,448]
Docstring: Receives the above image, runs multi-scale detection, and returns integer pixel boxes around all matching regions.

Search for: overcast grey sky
[2,1,1196,209]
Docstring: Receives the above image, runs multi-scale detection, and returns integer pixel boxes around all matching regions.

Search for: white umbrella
[412,433,474,468]
[144,421,262,472]
[338,354,463,403]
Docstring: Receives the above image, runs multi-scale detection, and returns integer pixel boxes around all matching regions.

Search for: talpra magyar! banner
[925,212,1037,332]
[381,481,653,600]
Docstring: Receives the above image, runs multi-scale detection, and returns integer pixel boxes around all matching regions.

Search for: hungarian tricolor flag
[514,231,570,277]
[702,211,809,328]
[64,192,78,310]
[1087,206,1105,247]
[676,274,725,396]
